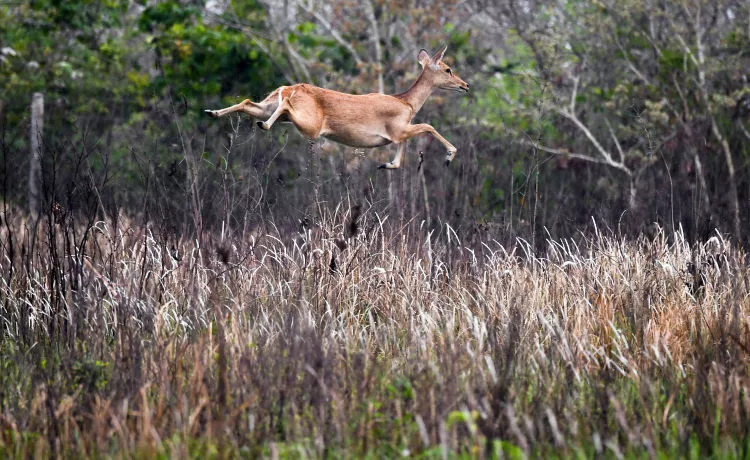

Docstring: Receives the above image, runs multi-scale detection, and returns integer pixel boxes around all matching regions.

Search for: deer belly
[322,131,392,148]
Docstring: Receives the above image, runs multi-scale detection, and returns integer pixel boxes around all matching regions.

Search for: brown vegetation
[1,203,749,456]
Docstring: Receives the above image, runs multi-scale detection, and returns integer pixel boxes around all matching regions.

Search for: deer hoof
[445,150,456,166]
[379,162,399,170]
[204,109,218,118]
[258,121,270,130]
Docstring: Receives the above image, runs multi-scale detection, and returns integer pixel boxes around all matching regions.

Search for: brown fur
[205,46,469,168]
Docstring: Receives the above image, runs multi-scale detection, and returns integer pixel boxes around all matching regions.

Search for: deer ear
[418,49,431,68]
[431,44,448,64]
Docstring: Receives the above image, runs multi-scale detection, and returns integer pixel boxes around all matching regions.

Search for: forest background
[3,0,749,244]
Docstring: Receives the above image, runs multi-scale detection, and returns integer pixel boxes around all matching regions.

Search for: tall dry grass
[1,203,749,457]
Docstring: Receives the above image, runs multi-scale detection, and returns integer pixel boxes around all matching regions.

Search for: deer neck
[396,72,435,115]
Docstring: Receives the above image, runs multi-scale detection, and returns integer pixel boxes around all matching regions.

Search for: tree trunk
[708,114,741,242]
[29,92,44,216]
[364,0,384,94]
[628,177,637,211]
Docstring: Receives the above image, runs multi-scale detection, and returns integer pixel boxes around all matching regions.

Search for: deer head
[417,45,470,93]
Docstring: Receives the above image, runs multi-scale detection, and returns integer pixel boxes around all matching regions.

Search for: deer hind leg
[258,89,295,131]
[205,99,266,119]
[378,143,406,170]
[395,123,457,166]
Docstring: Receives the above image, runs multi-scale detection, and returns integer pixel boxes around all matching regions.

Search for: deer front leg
[395,123,457,166]
[378,143,406,169]
[204,99,266,119]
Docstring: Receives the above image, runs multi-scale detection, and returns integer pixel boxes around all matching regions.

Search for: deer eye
[445,68,452,75]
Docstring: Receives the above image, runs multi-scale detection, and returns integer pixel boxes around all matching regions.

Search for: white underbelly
[322,132,392,148]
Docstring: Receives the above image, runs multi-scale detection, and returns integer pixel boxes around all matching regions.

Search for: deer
[204,45,469,169]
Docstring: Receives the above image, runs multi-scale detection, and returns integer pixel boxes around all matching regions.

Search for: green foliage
[139,0,279,102]
[0,0,129,97]
[72,358,110,392]
[493,440,526,459]
[138,1,200,31]
[472,32,550,134]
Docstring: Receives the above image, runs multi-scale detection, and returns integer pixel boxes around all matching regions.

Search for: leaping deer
[204,46,469,168]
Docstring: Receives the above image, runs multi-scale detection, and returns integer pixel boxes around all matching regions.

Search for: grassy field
[1,203,749,458]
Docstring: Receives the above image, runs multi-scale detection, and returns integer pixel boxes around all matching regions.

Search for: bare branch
[569,75,579,113]
[613,32,651,85]
[646,14,664,57]
[296,0,364,65]
[364,0,384,94]
[555,108,632,176]
[738,120,750,142]
[605,118,625,163]
[668,14,700,73]
[671,74,691,121]
[517,139,612,166]
[282,35,314,82]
